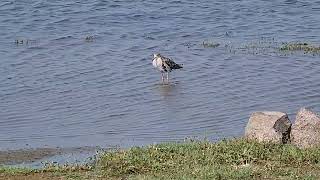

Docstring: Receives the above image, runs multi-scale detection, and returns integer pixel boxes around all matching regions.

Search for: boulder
[245,111,291,144]
[290,108,320,148]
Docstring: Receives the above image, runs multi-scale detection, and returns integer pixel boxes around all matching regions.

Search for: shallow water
[0,0,320,152]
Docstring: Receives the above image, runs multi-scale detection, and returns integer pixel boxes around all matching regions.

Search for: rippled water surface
[1,0,320,150]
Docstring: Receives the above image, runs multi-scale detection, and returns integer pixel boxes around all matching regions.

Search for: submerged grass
[280,42,320,53]
[3,139,320,179]
[200,37,320,56]
[202,41,220,48]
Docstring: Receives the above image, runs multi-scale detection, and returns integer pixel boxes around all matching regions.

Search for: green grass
[96,139,320,179]
[0,165,97,180]
[0,166,38,175]
[3,139,320,179]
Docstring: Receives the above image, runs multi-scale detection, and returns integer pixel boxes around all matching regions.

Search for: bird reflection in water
[155,81,180,98]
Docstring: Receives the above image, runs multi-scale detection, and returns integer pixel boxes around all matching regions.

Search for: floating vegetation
[199,37,320,56]
[14,38,37,45]
[202,41,220,48]
[85,35,95,42]
[280,42,320,53]
[236,37,279,54]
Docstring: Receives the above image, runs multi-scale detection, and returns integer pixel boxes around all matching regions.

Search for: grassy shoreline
[2,139,320,179]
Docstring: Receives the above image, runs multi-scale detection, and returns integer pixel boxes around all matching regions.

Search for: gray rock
[291,108,320,148]
[245,111,291,144]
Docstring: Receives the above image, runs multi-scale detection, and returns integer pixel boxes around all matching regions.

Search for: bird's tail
[173,64,183,69]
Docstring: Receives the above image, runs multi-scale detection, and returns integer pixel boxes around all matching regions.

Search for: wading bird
[152,53,183,83]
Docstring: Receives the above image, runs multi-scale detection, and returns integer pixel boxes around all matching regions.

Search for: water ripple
[0,0,319,150]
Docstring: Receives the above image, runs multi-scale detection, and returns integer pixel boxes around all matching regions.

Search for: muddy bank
[0,146,101,166]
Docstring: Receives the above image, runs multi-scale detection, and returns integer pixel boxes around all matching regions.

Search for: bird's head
[153,53,160,59]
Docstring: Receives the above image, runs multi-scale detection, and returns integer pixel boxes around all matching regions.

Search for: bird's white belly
[152,59,158,68]
[152,58,164,72]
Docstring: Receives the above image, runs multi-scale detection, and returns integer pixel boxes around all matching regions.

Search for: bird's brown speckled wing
[162,56,183,69]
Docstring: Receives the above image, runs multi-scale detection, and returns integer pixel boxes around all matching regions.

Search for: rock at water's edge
[245,111,291,144]
[291,108,320,148]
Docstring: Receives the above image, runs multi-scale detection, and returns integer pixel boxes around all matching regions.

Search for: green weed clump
[280,42,320,53]
[202,41,220,48]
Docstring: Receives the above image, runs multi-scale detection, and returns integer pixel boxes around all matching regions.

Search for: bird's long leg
[161,73,164,83]
[166,72,169,83]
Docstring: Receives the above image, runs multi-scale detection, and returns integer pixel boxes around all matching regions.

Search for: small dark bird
[152,53,183,83]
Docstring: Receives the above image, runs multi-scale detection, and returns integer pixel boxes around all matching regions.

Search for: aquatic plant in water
[202,41,220,48]
[280,42,320,53]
